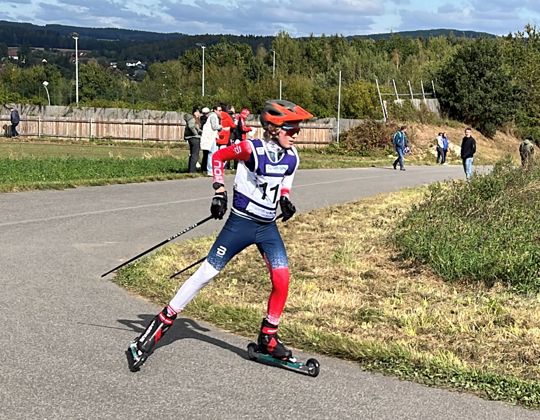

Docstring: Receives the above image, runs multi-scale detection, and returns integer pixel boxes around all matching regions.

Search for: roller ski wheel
[126,341,151,372]
[246,342,320,378]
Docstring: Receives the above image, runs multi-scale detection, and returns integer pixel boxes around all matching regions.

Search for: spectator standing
[217,104,236,149]
[435,132,444,164]
[230,107,252,170]
[233,107,252,143]
[200,107,210,128]
[441,131,449,164]
[217,104,236,170]
[200,104,222,176]
[460,127,476,181]
[184,106,202,173]
[392,125,408,171]
[10,108,20,137]
[519,138,535,167]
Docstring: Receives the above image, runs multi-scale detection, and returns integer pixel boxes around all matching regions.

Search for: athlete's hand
[211,191,228,219]
[279,196,296,222]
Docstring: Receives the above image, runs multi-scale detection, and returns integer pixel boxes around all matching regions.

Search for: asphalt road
[1,165,538,420]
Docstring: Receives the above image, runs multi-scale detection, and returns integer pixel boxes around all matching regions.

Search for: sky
[1,0,539,37]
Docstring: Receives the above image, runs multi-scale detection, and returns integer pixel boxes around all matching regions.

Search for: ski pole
[169,256,207,279]
[101,215,214,277]
[168,214,286,280]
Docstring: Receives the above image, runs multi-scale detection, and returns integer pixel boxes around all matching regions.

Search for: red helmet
[260,99,313,128]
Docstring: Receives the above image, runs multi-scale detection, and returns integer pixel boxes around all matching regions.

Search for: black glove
[210,191,228,219]
[279,196,296,222]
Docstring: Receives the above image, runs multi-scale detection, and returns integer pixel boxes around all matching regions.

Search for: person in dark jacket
[184,106,202,173]
[10,108,20,137]
[460,127,476,181]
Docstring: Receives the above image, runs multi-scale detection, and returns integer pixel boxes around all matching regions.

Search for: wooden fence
[3,115,336,147]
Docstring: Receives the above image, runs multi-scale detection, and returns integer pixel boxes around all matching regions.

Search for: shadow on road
[117,314,249,361]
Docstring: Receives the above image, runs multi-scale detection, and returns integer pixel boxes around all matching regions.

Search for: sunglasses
[280,124,301,135]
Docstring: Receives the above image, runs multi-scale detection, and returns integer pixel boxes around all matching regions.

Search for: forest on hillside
[0,24,539,140]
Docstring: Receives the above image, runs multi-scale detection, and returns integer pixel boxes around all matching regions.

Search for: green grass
[0,156,196,191]
[0,139,187,159]
[396,157,540,293]
[0,139,401,192]
[0,139,195,191]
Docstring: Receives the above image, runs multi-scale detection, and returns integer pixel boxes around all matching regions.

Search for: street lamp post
[201,46,206,97]
[195,44,206,97]
[337,71,342,143]
[72,33,79,105]
[271,49,276,79]
[42,81,51,106]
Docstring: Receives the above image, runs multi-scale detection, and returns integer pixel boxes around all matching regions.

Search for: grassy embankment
[0,120,521,192]
[115,159,540,407]
[0,138,388,192]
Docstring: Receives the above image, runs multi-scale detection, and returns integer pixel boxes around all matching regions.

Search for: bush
[334,120,397,156]
[396,157,540,292]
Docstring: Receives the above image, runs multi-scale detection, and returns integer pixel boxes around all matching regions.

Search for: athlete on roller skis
[127,99,314,371]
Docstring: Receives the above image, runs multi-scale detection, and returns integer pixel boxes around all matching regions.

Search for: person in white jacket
[200,105,222,176]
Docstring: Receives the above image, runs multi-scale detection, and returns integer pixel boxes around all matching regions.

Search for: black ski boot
[126,307,177,372]
[257,319,292,360]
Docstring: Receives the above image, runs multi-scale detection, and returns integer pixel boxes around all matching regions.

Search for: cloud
[4,0,540,36]
[396,7,524,35]
[160,0,383,35]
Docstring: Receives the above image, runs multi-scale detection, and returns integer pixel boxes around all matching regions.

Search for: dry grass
[406,123,521,165]
[117,188,540,386]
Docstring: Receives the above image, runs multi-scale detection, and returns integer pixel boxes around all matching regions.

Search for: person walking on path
[441,132,449,164]
[126,99,313,371]
[461,127,476,181]
[435,132,444,164]
[10,108,20,137]
[392,125,408,171]
[184,106,202,173]
[519,138,535,167]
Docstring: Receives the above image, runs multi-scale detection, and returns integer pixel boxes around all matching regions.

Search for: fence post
[337,70,341,143]
[392,79,399,101]
[421,80,426,101]
[38,116,41,138]
[431,80,437,98]
[141,119,145,142]
[408,81,414,99]
[375,79,387,122]
[89,118,93,139]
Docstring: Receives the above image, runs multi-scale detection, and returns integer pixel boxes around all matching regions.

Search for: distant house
[7,47,18,60]
[126,60,145,68]
[110,62,118,69]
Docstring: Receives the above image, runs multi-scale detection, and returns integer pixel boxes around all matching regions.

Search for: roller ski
[126,307,176,372]
[247,319,320,378]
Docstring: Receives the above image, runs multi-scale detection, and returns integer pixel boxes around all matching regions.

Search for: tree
[79,60,125,103]
[503,25,540,141]
[437,38,520,137]
[342,81,380,119]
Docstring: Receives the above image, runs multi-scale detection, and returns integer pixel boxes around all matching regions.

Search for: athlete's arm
[212,140,253,187]
[280,152,300,198]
